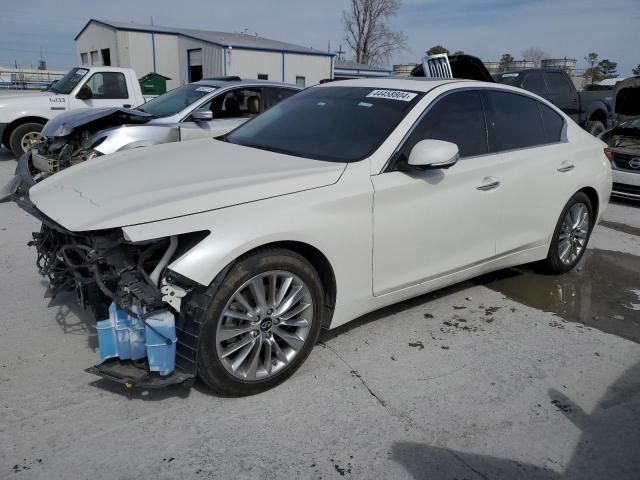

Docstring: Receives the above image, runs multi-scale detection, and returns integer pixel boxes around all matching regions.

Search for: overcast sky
[1,0,638,75]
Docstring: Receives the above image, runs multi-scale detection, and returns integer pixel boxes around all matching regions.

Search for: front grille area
[612,182,640,199]
[613,152,640,172]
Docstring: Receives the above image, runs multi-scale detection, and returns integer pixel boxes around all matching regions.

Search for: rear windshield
[226,86,423,162]
[138,84,217,117]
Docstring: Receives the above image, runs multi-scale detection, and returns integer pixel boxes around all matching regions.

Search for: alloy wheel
[215,270,314,381]
[558,202,590,265]
[21,131,43,152]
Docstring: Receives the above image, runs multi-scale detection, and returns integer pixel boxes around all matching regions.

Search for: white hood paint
[29,138,346,232]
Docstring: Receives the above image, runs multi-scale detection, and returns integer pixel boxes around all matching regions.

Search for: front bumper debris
[86,358,194,390]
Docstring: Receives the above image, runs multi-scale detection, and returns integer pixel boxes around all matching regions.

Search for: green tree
[499,53,514,71]
[633,64,640,75]
[427,45,449,55]
[598,59,618,79]
[584,52,602,85]
[452,50,465,55]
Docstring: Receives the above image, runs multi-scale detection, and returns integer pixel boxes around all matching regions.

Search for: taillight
[604,147,615,162]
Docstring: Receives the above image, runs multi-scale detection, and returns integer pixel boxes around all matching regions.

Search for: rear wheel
[586,120,605,137]
[9,122,45,158]
[542,192,593,274]
[197,248,324,396]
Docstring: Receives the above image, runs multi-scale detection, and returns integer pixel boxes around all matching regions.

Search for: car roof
[316,77,466,92]
[193,79,300,89]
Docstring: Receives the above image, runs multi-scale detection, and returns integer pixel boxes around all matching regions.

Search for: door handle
[557,164,575,173]
[476,180,501,191]
[123,104,132,108]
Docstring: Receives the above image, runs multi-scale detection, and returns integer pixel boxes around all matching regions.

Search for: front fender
[94,125,178,155]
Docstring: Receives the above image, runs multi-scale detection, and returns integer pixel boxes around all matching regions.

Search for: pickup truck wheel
[197,248,324,396]
[542,192,593,274]
[9,122,45,158]
[586,120,605,137]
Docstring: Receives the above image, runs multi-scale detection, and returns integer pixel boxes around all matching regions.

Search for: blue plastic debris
[96,303,146,361]
[144,310,177,376]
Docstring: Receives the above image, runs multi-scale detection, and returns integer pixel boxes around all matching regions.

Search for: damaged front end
[601,77,640,200]
[30,218,211,389]
[30,107,155,181]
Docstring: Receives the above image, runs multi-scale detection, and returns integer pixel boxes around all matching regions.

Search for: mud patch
[481,249,640,343]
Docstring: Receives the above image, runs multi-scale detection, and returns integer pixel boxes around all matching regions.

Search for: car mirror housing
[76,85,93,100]
[408,139,460,169]
[192,110,214,121]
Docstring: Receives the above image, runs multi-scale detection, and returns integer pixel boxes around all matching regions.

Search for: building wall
[177,37,223,85]
[76,22,332,90]
[284,53,331,86]
[227,49,282,82]
[154,34,181,89]
[126,31,155,79]
[76,23,118,66]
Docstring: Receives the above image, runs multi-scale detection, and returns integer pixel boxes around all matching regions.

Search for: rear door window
[483,90,546,152]
[538,103,565,143]
[395,90,488,168]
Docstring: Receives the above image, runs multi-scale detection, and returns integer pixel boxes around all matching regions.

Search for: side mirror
[76,85,93,100]
[408,139,459,169]
[192,110,213,121]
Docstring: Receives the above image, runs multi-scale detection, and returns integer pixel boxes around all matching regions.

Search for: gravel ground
[0,147,638,479]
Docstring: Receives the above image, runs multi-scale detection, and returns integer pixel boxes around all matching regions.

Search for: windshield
[226,86,423,162]
[495,73,521,86]
[51,67,89,94]
[138,84,217,117]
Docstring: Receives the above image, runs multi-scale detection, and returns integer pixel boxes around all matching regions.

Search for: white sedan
[19,78,612,395]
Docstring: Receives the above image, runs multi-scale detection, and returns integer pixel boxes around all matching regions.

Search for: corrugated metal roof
[334,60,391,73]
[77,19,334,57]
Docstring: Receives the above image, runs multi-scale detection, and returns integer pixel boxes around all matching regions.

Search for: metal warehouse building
[75,19,335,90]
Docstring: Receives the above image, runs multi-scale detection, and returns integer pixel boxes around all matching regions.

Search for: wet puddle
[480,249,640,343]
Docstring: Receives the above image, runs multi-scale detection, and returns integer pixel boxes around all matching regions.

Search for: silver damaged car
[29,78,300,179]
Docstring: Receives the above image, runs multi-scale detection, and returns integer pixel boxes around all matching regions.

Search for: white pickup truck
[0,67,146,157]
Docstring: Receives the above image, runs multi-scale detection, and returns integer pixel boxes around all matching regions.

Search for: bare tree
[343,0,407,66]
[522,47,548,67]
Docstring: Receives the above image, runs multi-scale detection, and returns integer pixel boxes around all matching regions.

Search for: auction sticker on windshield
[367,89,418,102]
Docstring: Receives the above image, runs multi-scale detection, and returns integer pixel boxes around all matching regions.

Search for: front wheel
[542,192,593,274]
[197,248,324,396]
[9,122,45,158]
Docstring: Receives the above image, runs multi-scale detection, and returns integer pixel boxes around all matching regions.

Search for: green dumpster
[139,73,171,96]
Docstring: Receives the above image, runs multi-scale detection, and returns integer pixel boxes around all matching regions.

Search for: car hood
[29,138,347,232]
[42,107,154,137]
[614,76,640,123]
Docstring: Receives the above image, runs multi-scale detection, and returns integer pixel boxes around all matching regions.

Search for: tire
[8,122,45,158]
[197,248,324,396]
[586,120,605,137]
[542,192,593,274]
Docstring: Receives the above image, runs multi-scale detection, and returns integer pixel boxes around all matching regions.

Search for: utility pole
[150,16,157,73]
